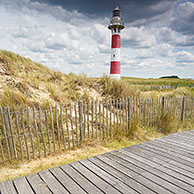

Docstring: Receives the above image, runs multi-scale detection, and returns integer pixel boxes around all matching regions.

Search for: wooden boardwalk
[1,130,194,194]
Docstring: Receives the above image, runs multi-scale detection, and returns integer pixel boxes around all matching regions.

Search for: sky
[0,0,194,78]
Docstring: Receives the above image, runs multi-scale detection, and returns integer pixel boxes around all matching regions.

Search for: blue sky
[0,0,194,78]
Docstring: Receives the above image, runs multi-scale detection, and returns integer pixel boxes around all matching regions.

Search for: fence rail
[0,96,194,164]
[150,84,194,90]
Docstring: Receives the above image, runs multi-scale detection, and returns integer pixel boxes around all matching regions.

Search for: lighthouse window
[118,28,120,33]
[113,54,115,57]
[114,28,116,33]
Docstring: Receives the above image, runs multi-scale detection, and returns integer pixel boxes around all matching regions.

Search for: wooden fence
[150,84,194,90]
[0,96,194,164]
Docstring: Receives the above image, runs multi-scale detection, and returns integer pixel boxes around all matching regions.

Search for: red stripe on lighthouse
[110,61,120,74]
[111,35,120,48]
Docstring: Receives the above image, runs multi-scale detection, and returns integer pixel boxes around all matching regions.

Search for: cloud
[171,1,194,35]
[175,51,194,63]
[159,27,194,47]
[0,0,194,78]
[122,27,156,48]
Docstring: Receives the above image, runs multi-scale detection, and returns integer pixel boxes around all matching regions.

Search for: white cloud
[0,0,193,78]
[176,51,194,63]
[122,27,156,48]
[171,1,194,35]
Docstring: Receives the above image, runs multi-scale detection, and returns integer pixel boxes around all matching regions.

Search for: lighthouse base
[110,74,121,80]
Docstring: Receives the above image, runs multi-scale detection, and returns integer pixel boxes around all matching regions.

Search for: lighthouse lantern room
[108,6,124,80]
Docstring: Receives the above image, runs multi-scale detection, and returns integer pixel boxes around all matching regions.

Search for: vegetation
[0,50,194,182]
[159,75,180,79]
[122,76,194,87]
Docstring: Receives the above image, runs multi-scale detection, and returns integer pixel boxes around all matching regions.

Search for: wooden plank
[148,140,194,163]
[137,142,194,173]
[70,161,121,194]
[39,170,68,194]
[88,157,149,194]
[0,180,17,194]
[13,176,34,194]
[118,149,194,193]
[123,146,194,191]
[79,159,132,193]
[26,173,51,194]
[60,164,103,194]
[105,152,187,193]
[50,167,86,194]
[162,135,194,148]
[96,155,171,194]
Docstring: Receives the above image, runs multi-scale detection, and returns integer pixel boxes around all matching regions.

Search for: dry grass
[0,128,164,182]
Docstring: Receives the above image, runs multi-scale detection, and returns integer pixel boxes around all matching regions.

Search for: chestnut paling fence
[0,96,193,164]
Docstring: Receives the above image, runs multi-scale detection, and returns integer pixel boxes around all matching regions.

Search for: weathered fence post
[110,100,112,137]
[21,106,29,160]
[65,103,71,149]
[27,106,35,159]
[87,100,90,139]
[181,96,186,121]
[74,102,79,147]
[91,100,94,139]
[49,104,56,152]
[33,106,41,158]
[44,105,52,153]
[7,106,17,160]
[0,107,11,161]
[161,96,165,115]
[78,100,83,142]
[14,106,23,160]
[99,101,101,139]
[38,105,47,156]
[55,104,61,150]
[69,103,75,148]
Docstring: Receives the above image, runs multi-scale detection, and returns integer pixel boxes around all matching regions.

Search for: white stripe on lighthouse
[111,48,120,61]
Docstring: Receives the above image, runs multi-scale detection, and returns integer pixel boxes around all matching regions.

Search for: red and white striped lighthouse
[108,6,124,80]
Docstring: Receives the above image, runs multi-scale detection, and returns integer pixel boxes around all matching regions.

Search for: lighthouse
[108,6,124,80]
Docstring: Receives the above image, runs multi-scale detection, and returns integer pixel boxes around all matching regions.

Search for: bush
[157,112,177,134]
[99,76,138,99]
